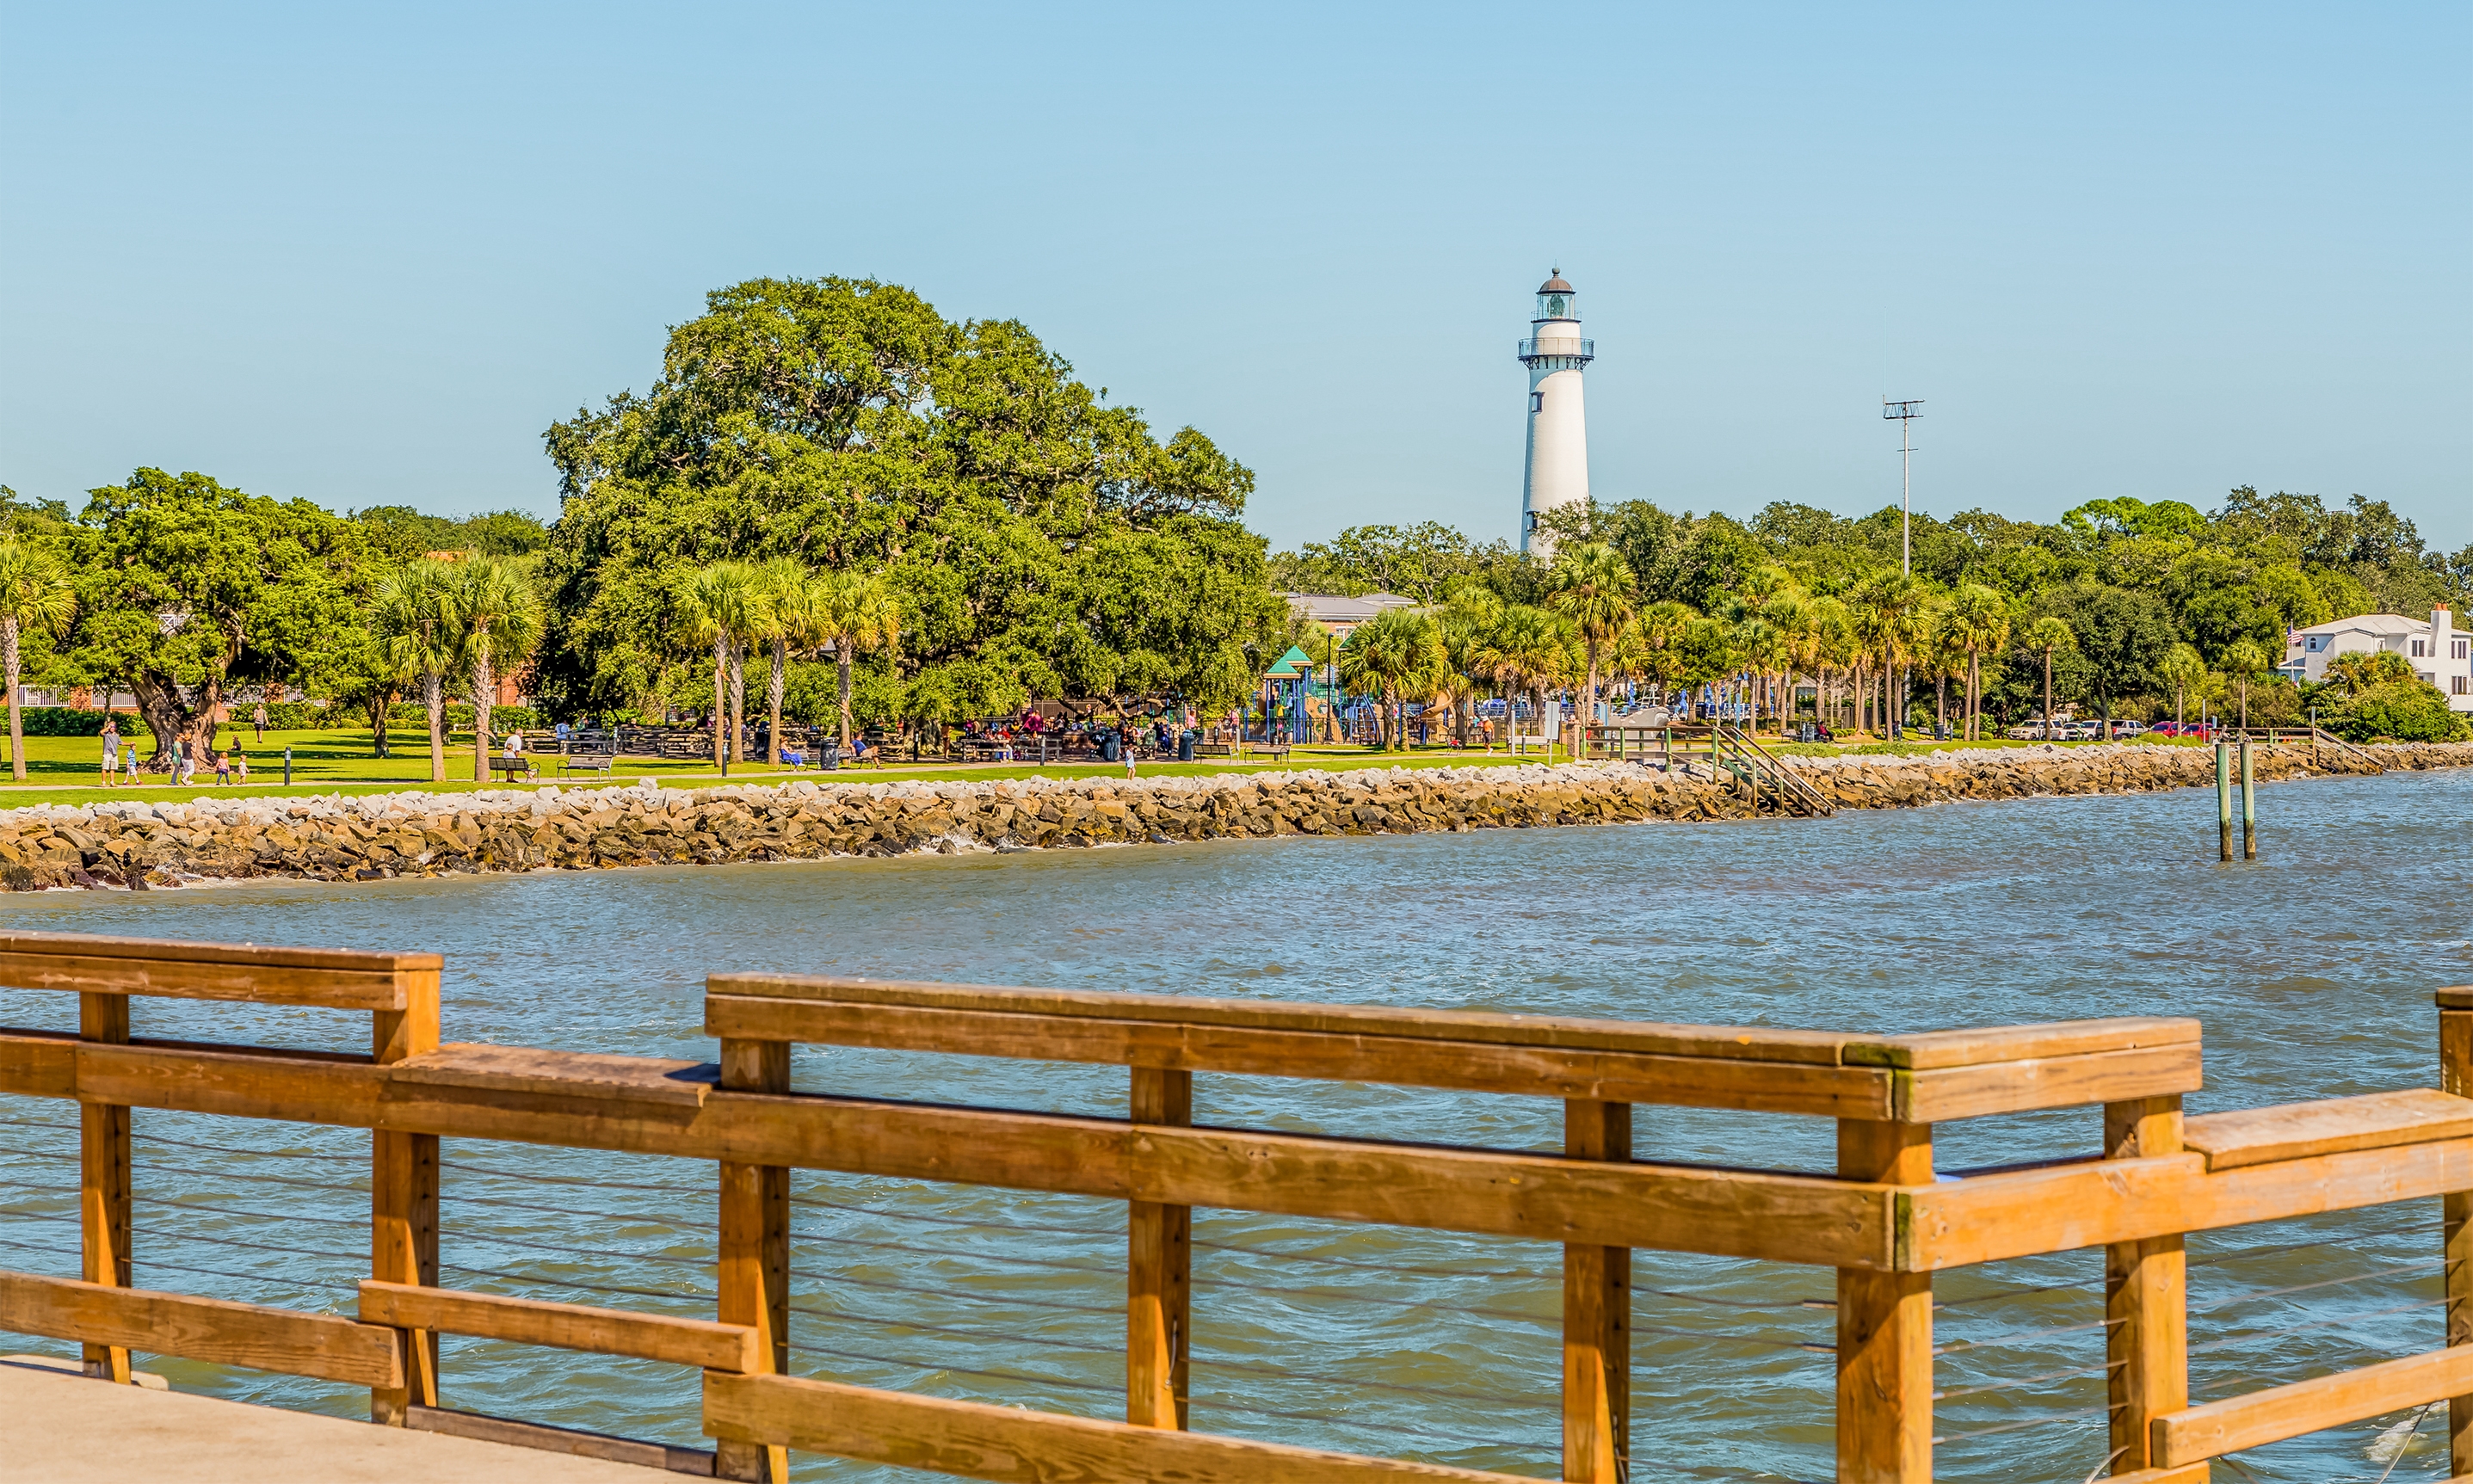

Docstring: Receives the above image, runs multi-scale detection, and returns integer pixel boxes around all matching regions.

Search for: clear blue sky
[3,3,2465,552]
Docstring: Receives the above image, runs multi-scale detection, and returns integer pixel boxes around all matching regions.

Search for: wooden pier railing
[0,929,2468,1481]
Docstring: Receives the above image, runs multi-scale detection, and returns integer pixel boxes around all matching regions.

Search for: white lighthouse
[1518,269,1594,556]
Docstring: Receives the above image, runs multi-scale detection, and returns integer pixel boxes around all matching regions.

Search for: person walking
[175,735,194,786]
[252,700,267,743]
[100,718,120,787]
[123,739,141,785]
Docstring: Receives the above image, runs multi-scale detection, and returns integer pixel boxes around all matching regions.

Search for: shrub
[10,708,149,736]
[385,703,543,732]
[2328,680,2470,743]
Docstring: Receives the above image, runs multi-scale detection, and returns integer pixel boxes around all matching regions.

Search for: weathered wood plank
[0,931,436,1010]
[707,972,1855,1064]
[0,1025,75,1097]
[360,1281,759,1372]
[1911,1137,2473,1269]
[392,1044,718,1107]
[29,1036,1897,1267]
[0,1270,403,1386]
[406,1406,716,1475]
[1904,1044,2202,1122]
[2106,1096,2188,1475]
[1844,1017,2200,1070]
[705,994,1896,1117]
[703,1370,1542,1482]
[1835,1121,1932,1483]
[1127,1068,1190,1432]
[2184,1088,2473,1170]
[2151,1345,2473,1464]
[2435,987,2473,1011]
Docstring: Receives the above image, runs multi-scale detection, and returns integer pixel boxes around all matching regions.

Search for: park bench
[557,752,615,779]
[488,756,539,784]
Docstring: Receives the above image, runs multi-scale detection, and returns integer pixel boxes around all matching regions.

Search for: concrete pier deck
[0,1358,675,1482]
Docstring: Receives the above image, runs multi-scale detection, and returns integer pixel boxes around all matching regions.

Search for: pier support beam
[371,972,440,1424]
[1127,1068,1191,1431]
[1563,1099,1631,1482]
[79,991,131,1384]
[1837,1119,1931,1484]
[2445,1006,2473,1476]
[2106,1095,2199,1480]
[718,1036,791,1484]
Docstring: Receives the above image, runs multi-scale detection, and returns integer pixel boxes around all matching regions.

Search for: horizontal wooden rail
[0,929,439,1010]
[705,976,2201,1121]
[2150,1345,2473,1465]
[703,1370,1534,1483]
[359,1281,760,1372]
[407,1407,717,1476]
[0,1270,403,1387]
[0,1031,1895,1267]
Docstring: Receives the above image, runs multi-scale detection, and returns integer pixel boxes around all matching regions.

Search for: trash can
[1101,731,1120,763]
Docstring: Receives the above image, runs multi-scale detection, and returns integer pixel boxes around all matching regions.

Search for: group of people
[96,717,250,789]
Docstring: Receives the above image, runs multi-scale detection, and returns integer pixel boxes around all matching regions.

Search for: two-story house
[2280,607,2472,712]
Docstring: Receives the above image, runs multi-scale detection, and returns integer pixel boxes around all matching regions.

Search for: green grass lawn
[0,730,1557,810]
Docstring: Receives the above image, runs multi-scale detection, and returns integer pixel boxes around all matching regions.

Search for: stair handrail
[1712,723,1835,817]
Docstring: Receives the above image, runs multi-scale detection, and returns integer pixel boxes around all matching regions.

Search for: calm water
[1,767,2469,1481]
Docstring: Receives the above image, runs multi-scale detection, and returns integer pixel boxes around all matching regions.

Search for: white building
[1282,591,1416,642]
[2280,607,2472,711]
[1518,270,1593,557]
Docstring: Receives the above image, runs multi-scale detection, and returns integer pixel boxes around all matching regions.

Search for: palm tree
[1337,607,1446,751]
[447,557,544,782]
[1945,584,2011,741]
[2325,650,2413,695]
[1479,605,1570,754]
[1733,617,1787,733]
[2222,637,2269,730]
[0,538,75,781]
[2157,643,2205,730]
[1436,583,1502,747]
[1545,543,1636,738]
[679,562,762,770]
[1856,572,1932,737]
[2021,616,2076,740]
[372,561,460,782]
[815,570,901,753]
[1631,600,1696,712]
[756,558,830,766]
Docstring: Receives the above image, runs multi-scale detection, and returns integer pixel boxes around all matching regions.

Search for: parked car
[2112,720,2149,737]
[2006,723,2050,740]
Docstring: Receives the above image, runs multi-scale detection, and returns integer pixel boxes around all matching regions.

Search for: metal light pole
[1882,399,1923,738]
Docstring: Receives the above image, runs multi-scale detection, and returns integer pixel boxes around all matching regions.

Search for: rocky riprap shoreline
[1,741,2466,890]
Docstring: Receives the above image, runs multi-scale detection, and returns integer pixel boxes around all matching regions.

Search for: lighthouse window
[1546,294,1568,317]
[1531,391,1543,412]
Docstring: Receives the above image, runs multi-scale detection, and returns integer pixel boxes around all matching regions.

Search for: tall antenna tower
[1883,399,1923,574]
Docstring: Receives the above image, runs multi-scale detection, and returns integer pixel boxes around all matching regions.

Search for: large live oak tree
[67,470,367,763]
[533,276,1280,724]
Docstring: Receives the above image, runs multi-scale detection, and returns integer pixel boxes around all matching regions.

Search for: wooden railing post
[1563,1099,1631,1481]
[1127,1068,1191,1431]
[2442,995,2473,1475]
[2105,1095,2199,1480]
[1837,1119,1932,1484]
[372,968,441,1424]
[718,1035,791,1484]
[78,990,131,1383]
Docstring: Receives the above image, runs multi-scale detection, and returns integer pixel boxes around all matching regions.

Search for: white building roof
[2294,610,2451,637]
[1283,592,1418,625]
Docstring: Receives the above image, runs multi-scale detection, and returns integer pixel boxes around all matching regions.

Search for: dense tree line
[1285,494,2472,745]
[0,276,1287,772]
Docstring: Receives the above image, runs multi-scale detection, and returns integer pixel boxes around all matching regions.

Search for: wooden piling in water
[2240,739,2256,860]
[2216,742,2232,862]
